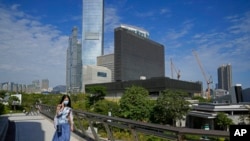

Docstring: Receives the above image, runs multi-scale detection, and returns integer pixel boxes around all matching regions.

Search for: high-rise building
[66,27,82,93]
[32,80,40,92]
[217,64,232,91]
[82,0,104,65]
[230,84,243,103]
[41,79,49,90]
[114,25,165,82]
[97,54,114,82]
[120,24,149,38]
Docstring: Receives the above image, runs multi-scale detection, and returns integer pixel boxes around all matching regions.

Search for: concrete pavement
[8,113,84,141]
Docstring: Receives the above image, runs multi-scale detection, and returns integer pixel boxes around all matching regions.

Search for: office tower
[13,83,18,92]
[41,79,49,90]
[114,25,165,82]
[32,80,40,92]
[18,84,22,92]
[230,84,243,103]
[97,54,114,82]
[119,24,149,38]
[242,88,250,102]
[82,0,104,65]
[32,80,40,86]
[217,64,232,91]
[1,83,8,91]
[66,27,82,93]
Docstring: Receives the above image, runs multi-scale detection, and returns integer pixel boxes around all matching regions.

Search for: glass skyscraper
[82,0,104,65]
[66,27,82,93]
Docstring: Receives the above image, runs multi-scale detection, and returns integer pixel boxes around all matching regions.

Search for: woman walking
[52,95,74,141]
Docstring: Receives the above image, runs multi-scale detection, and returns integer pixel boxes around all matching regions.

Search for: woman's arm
[69,110,74,131]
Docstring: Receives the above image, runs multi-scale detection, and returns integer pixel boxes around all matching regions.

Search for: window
[97,72,107,77]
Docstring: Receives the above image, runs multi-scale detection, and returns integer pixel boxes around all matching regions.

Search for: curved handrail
[37,104,229,141]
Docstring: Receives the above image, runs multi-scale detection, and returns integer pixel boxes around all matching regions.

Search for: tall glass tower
[82,0,104,65]
[66,27,82,93]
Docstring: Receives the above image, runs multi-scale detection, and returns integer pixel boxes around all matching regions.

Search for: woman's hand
[70,125,74,131]
[61,102,65,109]
[56,104,62,110]
[56,104,62,115]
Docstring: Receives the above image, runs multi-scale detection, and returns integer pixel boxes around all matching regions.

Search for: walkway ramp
[8,113,83,141]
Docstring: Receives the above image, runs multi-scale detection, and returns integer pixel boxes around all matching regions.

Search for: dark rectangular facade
[86,77,202,97]
[114,27,165,82]
[230,84,243,103]
[217,64,232,91]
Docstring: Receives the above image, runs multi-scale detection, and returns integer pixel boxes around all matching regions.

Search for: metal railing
[38,104,229,141]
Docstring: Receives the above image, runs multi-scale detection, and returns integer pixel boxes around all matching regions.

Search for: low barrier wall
[0,116,9,141]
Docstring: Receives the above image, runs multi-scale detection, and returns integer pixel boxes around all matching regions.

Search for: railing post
[129,125,139,141]
[74,113,88,136]
[87,120,100,141]
[177,133,184,141]
[102,122,115,141]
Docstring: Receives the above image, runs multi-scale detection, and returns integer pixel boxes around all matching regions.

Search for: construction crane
[192,50,213,99]
[170,58,181,80]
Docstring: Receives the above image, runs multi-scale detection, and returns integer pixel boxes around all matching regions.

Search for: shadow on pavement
[15,121,45,141]
[5,120,15,141]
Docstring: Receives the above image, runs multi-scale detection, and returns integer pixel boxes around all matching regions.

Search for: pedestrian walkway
[8,113,83,141]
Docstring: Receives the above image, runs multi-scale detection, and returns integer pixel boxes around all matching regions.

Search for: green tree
[192,96,211,103]
[0,103,6,115]
[243,105,250,124]
[8,96,20,110]
[71,94,89,111]
[91,100,120,117]
[151,89,190,126]
[215,112,233,131]
[0,90,7,98]
[85,86,107,106]
[238,114,247,125]
[119,86,152,121]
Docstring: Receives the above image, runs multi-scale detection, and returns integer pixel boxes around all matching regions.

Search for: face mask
[63,100,69,105]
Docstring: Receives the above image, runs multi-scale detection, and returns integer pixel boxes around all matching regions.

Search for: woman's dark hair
[59,95,71,107]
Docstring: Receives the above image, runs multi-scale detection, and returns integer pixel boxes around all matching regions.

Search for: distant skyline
[0,0,249,89]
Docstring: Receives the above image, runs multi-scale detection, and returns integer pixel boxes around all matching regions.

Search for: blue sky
[0,0,249,89]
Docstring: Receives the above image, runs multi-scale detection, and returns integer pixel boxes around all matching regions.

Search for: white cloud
[160,8,169,14]
[103,6,121,55]
[10,4,20,10]
[135,11,155,18]
[227,12,250,34]
[165,20,193,40]
[164,12,250,89]
[0,4,68,86]
[134,8,171,19]
[104,7,121,32]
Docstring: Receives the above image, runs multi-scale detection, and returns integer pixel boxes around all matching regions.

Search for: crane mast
[192,50,212,99]
[170,58,181,80]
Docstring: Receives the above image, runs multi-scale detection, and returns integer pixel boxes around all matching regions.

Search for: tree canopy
[85,86,107,106]
[91,100,120,117]
[215,112,233,131]
[119,86,152,121]
[151,89,190,126]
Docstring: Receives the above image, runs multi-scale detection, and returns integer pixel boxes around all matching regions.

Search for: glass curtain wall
[82,0,104,65]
